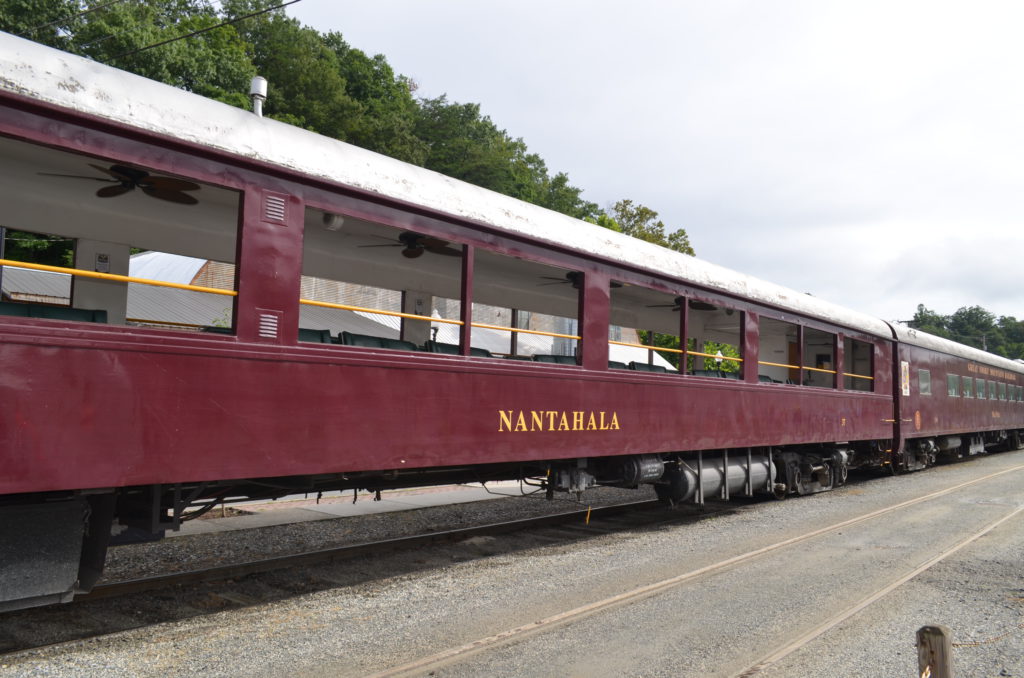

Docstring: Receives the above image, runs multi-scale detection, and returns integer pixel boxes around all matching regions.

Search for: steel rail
[734,501,1024,677]
[77,499,664,603]
[366,463,1024,678]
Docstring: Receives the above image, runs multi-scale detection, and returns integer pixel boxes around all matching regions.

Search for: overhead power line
[109,0,302,62]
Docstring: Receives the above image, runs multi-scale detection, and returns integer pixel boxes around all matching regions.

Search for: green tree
[948,305,1002,354]
[1,229,73,267]
[0,0,80,50]
[68,1,255,106]
[908,304,950,339]
[589,200,694,255]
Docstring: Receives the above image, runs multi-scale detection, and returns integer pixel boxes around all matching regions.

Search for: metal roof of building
[130,251,206,285]
[1,265,71,302]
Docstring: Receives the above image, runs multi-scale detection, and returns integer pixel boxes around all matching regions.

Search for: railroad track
[2,496,712,657]
[363,463,1024,678]
[79,498,668,602]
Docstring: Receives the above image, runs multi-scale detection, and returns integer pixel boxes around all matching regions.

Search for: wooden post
[917,625,953,678]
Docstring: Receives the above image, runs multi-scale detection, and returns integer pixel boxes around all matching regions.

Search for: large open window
[686,300,742,378]
[758,317,799,384]
[843,337,874,391]
[472,250,579,361]
[0,136,239,332]
[298,208,463,350]
[607,284,682,373]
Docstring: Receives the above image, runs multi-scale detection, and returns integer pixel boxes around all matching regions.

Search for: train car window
[946,374,960,397]
[999,382,1007,400]
[918,369,932,396]
[686,300,742,377]
[1,137,239,332]
[803,327,836,388]
[299,208,462,350]
[472,249,579,361]
[989,381,998,400]
[608,284,682,373]
[758,317,799,384]
[962,376,973,398]
[843,338,874,392]
[976,378,986,399]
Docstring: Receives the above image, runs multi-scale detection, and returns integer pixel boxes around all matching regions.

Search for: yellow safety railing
[299,298,463,326]
[300,299,582,342]
[473,322,581,341]
[609,339,685,355]
[690,349,743,364]
[0,259,237,297]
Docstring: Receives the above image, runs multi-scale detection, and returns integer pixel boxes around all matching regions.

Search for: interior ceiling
[0,135,239,262]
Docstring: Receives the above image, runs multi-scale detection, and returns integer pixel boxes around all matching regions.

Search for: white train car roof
[891,324,1024,375]
[0,32,906,340]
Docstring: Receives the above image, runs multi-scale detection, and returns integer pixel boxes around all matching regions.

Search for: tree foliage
[588,200,694,255]
[909,304,1024,360]
[2,1,684,249]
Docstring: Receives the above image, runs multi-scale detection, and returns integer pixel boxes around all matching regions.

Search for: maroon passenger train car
[1,33,1022,612]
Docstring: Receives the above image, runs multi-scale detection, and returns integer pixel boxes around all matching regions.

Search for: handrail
[0,259,237,297]
[608,339,684,355]
[758,358,874,381]
[473,322,581,341]
[299,299,582,341]
[299,298,463,326]
[126,317,206,328]
[689,349,743,364]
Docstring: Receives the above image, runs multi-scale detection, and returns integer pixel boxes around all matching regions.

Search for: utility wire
[16,0,132,37]
[109,0,302,62]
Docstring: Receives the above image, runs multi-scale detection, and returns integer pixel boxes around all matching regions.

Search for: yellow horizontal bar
[844,372,875,381]
[0,259,237,297]
[758,360,797,370]
[608,340,684,355]
[299,298,463,326]
[689,350,743,363]
[804,365,837,375]
[473,322,581,341]
[126,317,206,328]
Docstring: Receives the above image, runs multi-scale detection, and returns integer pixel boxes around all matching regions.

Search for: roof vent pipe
[249,76,268,117]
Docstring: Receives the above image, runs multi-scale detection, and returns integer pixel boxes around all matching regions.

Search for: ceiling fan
[39,163,201,205]
[538,272,622,289]
[358,232,461,259]
[646,297,723,312]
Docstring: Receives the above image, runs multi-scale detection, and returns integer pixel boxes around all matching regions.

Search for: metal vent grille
[263,194,286,223]
[258,313,279,339]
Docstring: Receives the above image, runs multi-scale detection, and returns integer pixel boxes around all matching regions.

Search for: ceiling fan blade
[401,246,425,259]
[89,163,137,182]
[140,176,201,192]
[142,186,199,205]
[96,184,133,198]
[357,243,404,248]
[38,171,116,182]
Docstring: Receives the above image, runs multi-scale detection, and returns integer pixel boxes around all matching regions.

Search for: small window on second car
[947,374,960,397]
[999,382,1007,400]
[977,378,986,400]
[990,381,998,399]
[919,369,931,396]
[962,376,973,399]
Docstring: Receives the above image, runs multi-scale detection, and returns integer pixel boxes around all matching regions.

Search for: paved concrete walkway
[173,482,528,537]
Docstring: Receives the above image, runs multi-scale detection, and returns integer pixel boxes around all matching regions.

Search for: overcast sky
[289,1,1024,323]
